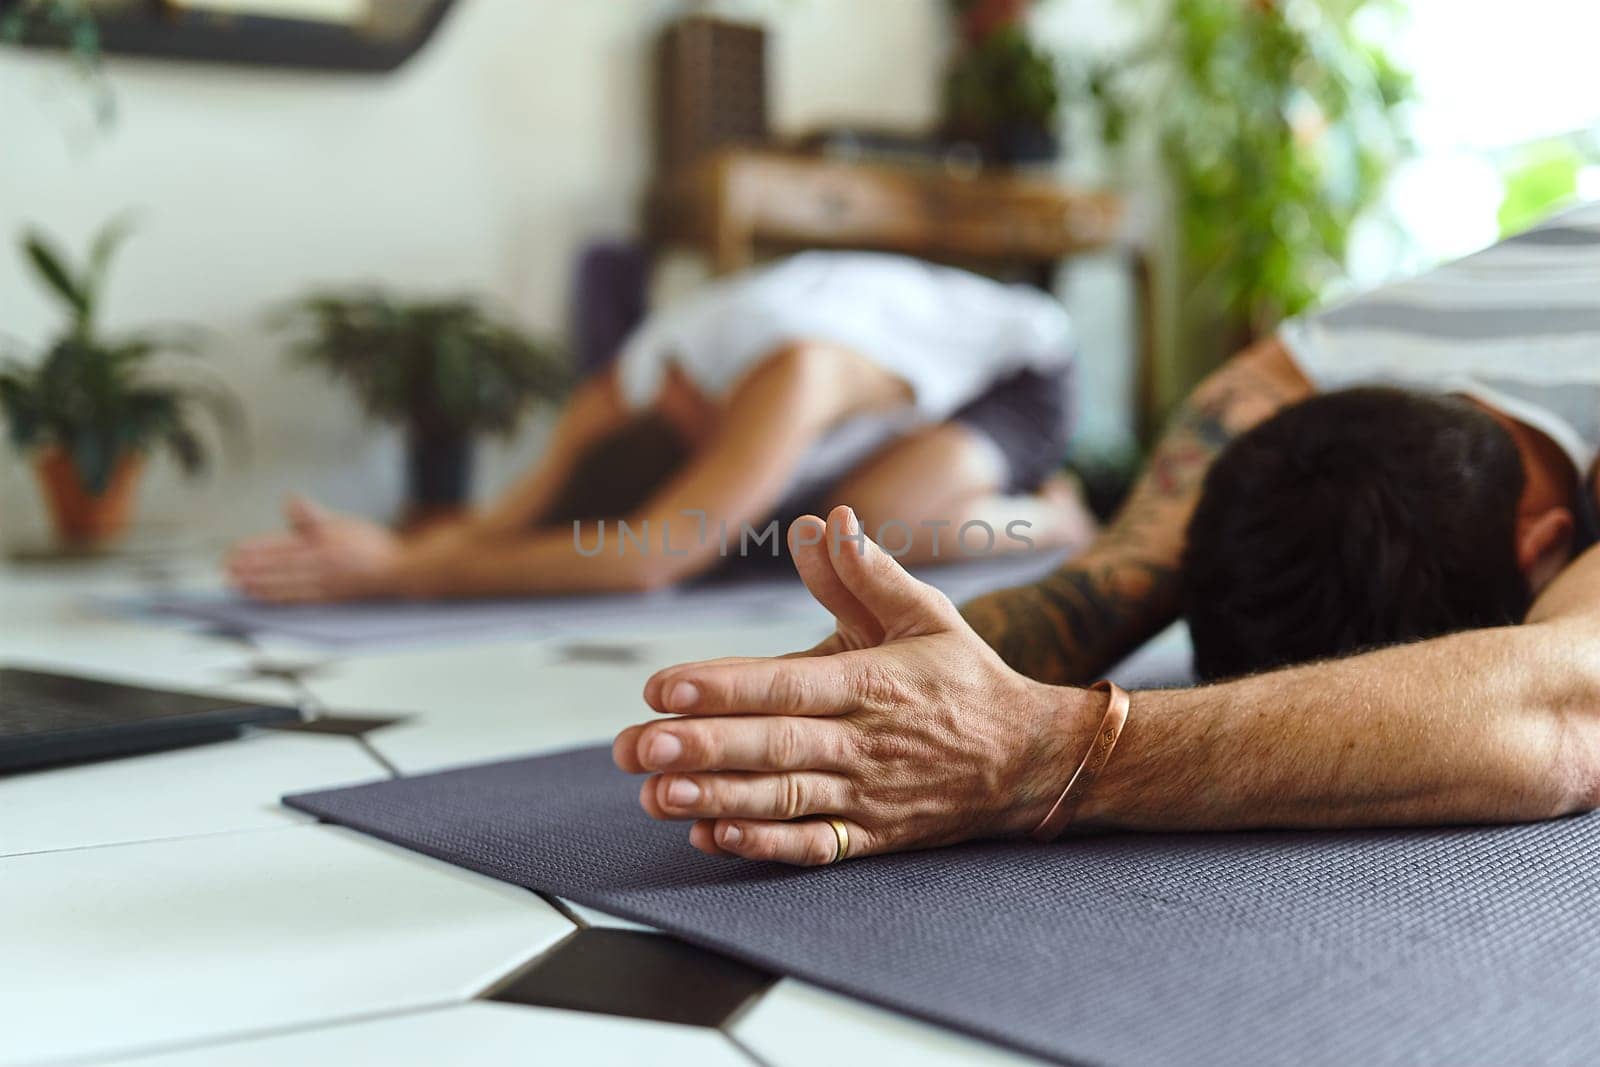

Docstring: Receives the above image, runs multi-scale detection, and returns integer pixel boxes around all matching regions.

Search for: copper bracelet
[1028,680,1129,844]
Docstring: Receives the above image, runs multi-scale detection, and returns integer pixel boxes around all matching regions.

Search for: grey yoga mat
[287,746,1600,1067]
[134,551,1068,650]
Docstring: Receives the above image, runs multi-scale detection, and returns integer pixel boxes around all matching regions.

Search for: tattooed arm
[961,337,1313,684]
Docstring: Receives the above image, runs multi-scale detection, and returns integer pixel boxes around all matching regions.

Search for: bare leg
[820,423,1097,567]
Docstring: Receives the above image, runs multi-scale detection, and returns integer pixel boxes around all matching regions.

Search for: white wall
[1,0,1137,555]
[0,0,945,551]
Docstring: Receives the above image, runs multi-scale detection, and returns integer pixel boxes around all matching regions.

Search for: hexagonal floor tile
[1,730,388,857]
[101,1002,755,1066]
[730,979,1047,1067]
[1,825,573,1065]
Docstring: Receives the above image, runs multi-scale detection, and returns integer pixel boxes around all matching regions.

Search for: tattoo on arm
[963,350,1304,685]
[963,557,1179,685]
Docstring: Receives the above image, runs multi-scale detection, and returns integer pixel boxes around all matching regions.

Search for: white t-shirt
[615,251,1076,422]
[1281,201,1600,485]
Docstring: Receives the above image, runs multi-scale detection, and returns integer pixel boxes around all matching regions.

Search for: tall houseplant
[1080,0,1410,410]
[275,291,568,519]
[0,221,239,547]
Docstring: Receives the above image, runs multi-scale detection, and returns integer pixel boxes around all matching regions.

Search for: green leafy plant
[0,220,240,494]
[273,292,568,439]
[943,0,1061,162]
[1498,139,1584,237]
[1078,0,1411,402]
[0,0,114,126]
[274,290,568,510]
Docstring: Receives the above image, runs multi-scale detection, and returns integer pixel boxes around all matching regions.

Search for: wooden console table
[644,148,1155,431]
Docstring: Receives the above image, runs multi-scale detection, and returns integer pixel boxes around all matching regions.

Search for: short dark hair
[539,412,690,527]
[1182,386,1529,681]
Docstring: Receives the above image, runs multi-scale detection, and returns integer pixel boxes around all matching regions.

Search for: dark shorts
[740,359,1077,568]
[703,360,1076,579]
[951,361,1077,494]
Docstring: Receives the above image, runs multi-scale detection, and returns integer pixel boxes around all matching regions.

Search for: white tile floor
[0,729,384,857]
[100,1002,753,1067]
[1,560,1049,1066]
[0,618,262,691]
[731,980,1050,1067]
[1,825,573,1065]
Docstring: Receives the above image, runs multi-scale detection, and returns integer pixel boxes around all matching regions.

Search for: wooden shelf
[646,149,1125,274]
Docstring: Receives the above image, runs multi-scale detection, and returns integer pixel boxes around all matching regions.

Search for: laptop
[0,667,300,772]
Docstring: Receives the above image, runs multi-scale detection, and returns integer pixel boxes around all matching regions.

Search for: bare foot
[1035,473,1100,552]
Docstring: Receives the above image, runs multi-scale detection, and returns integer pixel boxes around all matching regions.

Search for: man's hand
[613,506,1101,865]
[226,496,403,602]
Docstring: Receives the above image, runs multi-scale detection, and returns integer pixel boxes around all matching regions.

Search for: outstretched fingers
[688,819,726,856]
[639,770,853,822]
[642,656,777,711]
[643,649,874,717]
[612,714,855,775]
[707,816,873,867]
[227,543,333,603]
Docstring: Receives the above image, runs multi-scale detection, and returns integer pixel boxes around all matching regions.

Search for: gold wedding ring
[827,817,850,864]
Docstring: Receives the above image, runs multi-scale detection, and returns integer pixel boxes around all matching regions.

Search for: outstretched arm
[463,366,632,539]
[385,347,840,597]
[961,337,1311,684]
[1081,542,1600,832]
[1078,558,1600,832]
[226,368,632,600]
[238,346,847,600]
[614,508,1600,865]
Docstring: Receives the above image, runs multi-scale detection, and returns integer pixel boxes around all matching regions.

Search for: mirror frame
[0,1,459,73]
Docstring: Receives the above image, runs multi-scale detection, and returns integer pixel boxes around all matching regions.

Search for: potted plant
[0,221,240,548]
[1074,0,1410,407]
[942,0,1062,166]
[273,291,568,522]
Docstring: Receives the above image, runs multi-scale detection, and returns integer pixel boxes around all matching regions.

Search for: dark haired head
[1182,387,1530,681]
[539,412,690,526]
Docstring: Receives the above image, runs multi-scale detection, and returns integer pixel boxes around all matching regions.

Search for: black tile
[236,660,335,683]
[550,642,644,665]
[195,623,256,644]
[487,927,776,1028]
[265,713,405,737]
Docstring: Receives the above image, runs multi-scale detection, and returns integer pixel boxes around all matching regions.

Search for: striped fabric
[1281,201,1600,488]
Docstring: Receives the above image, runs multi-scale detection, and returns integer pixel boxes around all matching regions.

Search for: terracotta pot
[33,446,145,548]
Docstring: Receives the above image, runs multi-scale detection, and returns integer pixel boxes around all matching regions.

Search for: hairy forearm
[1075,619,1600,832]
[964,338,1309,685]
